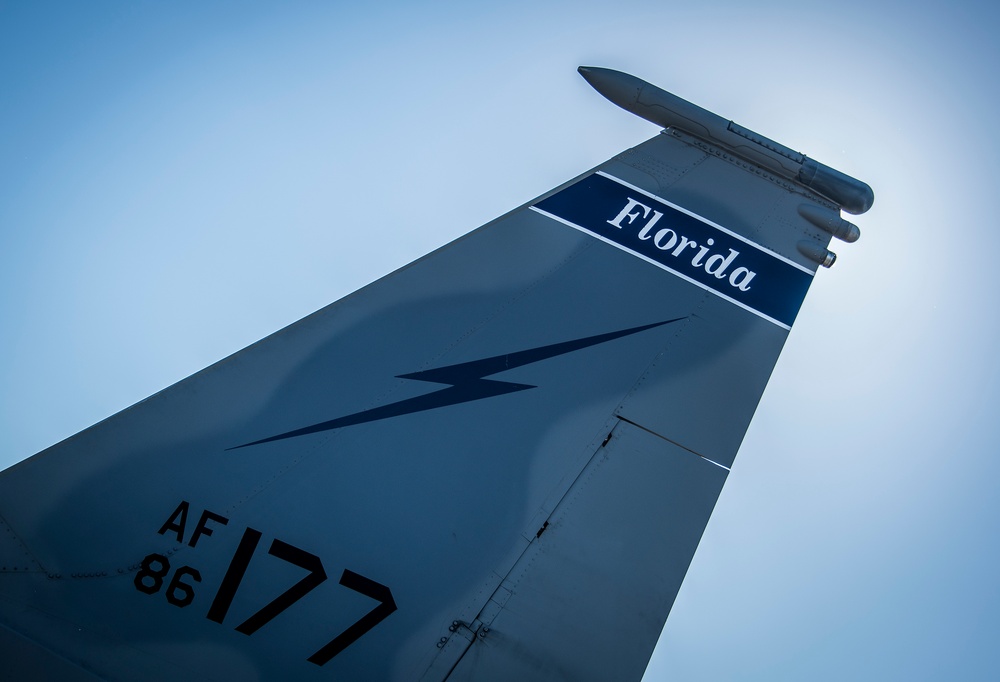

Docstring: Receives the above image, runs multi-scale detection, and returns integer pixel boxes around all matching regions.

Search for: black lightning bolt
[229,318,683,450]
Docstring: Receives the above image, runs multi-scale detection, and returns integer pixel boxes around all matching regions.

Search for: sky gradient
[2,1,999,679]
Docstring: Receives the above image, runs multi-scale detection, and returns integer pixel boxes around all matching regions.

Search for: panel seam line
[614,415,731,471]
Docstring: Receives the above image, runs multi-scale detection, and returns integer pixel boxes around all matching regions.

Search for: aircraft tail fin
[0,67,870,681]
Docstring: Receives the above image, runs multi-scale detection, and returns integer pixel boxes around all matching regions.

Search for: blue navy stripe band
[531,172,812,328]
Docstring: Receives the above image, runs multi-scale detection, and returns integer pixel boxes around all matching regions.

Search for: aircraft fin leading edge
[0,67,871,681]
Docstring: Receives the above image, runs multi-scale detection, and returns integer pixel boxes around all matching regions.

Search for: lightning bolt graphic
[229,318,683,450]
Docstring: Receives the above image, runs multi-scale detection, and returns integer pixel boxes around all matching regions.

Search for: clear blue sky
[2,1,998,679]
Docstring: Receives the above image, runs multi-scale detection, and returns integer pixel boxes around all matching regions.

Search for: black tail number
[137,503,397,667]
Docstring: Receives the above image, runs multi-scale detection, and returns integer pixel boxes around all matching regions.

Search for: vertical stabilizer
[0,67,871,681]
